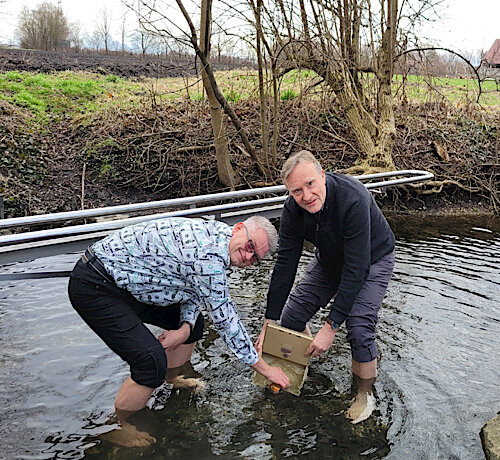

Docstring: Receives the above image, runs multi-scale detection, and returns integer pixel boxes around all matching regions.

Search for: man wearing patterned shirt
[68,215,289,447]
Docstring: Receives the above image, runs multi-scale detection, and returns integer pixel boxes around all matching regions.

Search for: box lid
[262,323,313,366]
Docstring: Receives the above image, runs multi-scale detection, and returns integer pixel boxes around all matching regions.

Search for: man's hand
[255,318,276,355]
[251,357,290,389]
[305,323,337,357]
[158,323,190,351]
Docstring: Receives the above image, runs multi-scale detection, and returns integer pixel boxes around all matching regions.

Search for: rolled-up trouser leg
[345,251,395,363]
[68,259,167,388]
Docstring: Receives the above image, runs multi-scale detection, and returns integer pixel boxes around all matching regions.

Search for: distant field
[1,68,498,123]
[0,69,316,121]
[393,74,500,106]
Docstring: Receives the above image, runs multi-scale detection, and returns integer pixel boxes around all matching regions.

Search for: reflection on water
[0,216,499,459]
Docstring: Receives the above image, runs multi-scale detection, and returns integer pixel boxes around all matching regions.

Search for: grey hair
[281,150,323,185]
[243,215,279,255]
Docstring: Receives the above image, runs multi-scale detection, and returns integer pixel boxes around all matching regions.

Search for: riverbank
[0,71,498,219]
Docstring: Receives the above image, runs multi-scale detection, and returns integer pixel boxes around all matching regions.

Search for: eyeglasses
[244,225,260,265]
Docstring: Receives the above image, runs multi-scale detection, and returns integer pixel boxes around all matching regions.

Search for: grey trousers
[281,250,395,363]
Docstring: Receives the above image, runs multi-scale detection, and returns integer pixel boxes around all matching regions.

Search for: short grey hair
[281,150,323,185]
[243,215,278,255]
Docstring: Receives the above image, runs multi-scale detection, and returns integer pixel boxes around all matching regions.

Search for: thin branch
[175,0,266,175]
[396,46,484,102]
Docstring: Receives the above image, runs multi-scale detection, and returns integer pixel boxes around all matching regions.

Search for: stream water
[0,215,499,459]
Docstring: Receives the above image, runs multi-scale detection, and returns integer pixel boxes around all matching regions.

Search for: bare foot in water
[167,375,205,393]
[346,391,376,424]
[99,421,156,447]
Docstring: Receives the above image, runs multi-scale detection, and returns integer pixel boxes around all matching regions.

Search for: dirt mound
[0,47,248,78]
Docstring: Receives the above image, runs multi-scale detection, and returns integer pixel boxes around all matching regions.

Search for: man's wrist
[251,357,266,373]
[325,317,341,330]
[180,321,193,334]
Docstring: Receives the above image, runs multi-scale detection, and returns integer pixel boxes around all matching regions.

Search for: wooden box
[252,324,313,396]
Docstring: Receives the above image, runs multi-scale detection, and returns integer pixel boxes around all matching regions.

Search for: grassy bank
[2,70,499,124]
[0,69,322,125]
[0,71,144,122]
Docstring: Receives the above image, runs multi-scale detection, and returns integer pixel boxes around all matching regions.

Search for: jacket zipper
[315,211,321,238]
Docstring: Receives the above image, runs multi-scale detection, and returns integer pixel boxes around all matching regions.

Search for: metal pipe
[0,170,433,247]
[0,196,287,245]
[0,184,287,229]
[0,170,432,229]
[0,169,435,276]
[363,170,434,189]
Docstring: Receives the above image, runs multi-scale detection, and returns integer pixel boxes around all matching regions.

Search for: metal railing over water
[0,169,433,278]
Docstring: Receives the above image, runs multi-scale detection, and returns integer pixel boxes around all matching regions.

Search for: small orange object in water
[269,383,282,394]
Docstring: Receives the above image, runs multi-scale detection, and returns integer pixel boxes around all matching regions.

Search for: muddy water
[0,215,498,459]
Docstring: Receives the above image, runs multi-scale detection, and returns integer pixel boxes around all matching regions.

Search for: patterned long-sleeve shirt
[92,217,259,366]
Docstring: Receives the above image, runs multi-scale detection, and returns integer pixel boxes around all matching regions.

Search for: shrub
[281,89,297,101]
[225,90,241,103]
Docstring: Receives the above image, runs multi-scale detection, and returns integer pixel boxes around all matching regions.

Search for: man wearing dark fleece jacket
[255,150,395,423]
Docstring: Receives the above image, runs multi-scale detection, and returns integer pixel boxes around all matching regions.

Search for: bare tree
[85,29,102,51]
[251,0,271,171]
[120,13,128,53]
[17,1,69,51]
[68,20,83,51]
[219,0,445,172]
[175,0,268,178]
[124,0,268,183]
[199,0,238,187]
[130,28,154,56]
[95,7,112,53]
[257,0,400,172]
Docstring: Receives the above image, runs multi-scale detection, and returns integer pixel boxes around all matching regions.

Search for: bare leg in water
[346,358,377,424]
[100,378,157,448]
[301,324,377,423]
[165,343,205,392]
[100,342,200,447]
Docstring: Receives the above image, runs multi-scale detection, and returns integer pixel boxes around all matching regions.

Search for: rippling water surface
[1,215,499,459]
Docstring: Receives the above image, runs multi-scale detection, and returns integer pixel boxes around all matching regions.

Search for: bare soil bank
[0,48,248,78]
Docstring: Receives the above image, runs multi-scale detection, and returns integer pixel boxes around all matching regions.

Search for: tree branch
[396,46,484,102]
[175,0,266,175]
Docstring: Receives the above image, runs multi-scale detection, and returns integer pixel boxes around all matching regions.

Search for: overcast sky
[1,0,133,43]
[1,0,499,54]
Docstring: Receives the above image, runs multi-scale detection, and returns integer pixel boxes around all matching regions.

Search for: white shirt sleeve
[192,265,259,366]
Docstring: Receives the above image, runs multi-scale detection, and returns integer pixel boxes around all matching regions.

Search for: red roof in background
[484,39,500,65]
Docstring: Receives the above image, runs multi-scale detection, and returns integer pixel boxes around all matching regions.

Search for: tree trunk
[270,0,400,172]
[253,0,271,177]
[200,0,238,188]
[321,68,395,171]
[271,62,279,166]
[177,0,267,177]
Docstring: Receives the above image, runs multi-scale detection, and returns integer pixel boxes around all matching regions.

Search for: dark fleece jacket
[266,172,395,325]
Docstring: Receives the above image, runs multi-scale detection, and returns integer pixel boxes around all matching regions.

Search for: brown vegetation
[390,102,499,212]
[1,95,498,219]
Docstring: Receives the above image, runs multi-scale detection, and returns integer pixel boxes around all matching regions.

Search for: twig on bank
[81,163,86,210]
